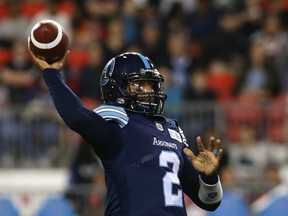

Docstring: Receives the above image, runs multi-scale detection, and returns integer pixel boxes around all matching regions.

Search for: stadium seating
[254,195,288,216]
[0,48,11,66]
[225,99,263,142]
[266,96,287,143]
[36,195,76,216]
[0,196,19,216]
[207,191,250,216]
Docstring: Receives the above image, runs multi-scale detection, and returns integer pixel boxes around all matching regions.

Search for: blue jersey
[42,69,221,215]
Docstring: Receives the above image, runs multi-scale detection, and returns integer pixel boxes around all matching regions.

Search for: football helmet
[100,52,167,115]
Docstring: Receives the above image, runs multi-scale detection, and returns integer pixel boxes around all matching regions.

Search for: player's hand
[28,43,70,71]
[183,136,223,176]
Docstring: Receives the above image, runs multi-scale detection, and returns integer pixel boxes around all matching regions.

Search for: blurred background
[0,0,288,215]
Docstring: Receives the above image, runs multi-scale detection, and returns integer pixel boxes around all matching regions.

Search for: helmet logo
[101,58,115,85]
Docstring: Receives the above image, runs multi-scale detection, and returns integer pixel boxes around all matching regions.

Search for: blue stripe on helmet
[136,53,151,69]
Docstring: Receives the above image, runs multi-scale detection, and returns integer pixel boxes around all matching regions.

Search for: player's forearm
[42,68,88,128]
[42,68,122,160]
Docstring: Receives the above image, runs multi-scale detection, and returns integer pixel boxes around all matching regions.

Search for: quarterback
[29,49,223,215]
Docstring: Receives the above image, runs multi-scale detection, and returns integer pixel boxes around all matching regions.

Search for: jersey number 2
[159,151,183,207]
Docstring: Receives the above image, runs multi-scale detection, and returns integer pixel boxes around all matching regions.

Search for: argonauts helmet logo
[101,58,115,85]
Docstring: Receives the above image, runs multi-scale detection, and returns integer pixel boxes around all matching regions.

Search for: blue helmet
[100,52,167,115]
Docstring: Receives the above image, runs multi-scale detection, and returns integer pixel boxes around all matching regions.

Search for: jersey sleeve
[42,68,123,161]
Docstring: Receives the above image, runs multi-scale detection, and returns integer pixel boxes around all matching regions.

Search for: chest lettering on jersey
[153,137,178,149]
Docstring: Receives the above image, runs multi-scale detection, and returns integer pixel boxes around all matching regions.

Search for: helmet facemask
[123,73,167,115]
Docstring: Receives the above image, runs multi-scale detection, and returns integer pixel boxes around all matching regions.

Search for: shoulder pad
[94,105,129,128]
[166,118,179,128]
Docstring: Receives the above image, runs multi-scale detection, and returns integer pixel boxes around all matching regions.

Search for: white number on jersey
[159,151,183,207]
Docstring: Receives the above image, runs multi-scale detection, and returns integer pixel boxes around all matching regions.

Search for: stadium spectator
[159,0,196,15]
[227,125,269,183]
[250,12,288,93]
[160,64,182,119]
[84,0,119,19]
[0,40,38,105]
[162,2,186,34]
[233,40,280,101]
[28,0,73,41]
[78,41,106,103]
[206,59,236,101]
[66,141,104,215]
[0,40,46,166]
[0,0,29,48]
[181,67,216,143]
[103,17,126,60]
[120,0,140,45]
[183,67,216,101]
[184,0,218,40]
[202,9,249,63]
[20,76,61,166]
[265,115,288,165]
[163,30,193,93]
[139,18,165,65]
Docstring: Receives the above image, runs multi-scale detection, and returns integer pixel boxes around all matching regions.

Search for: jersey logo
[94,105,128,128]
[100,58,115,85]
[168,128,182,143]
[155,122,164,131]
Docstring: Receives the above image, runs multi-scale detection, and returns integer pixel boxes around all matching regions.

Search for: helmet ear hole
[110,79,116,85]
[121,79,128,89]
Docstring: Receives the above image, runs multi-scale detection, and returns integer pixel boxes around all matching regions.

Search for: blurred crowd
[1,0,288,215]
[0,0,288,107]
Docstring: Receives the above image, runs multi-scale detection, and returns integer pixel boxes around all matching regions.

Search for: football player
[29,49,223,215]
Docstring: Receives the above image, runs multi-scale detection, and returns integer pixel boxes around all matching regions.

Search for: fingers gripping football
[28,19,69,64]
